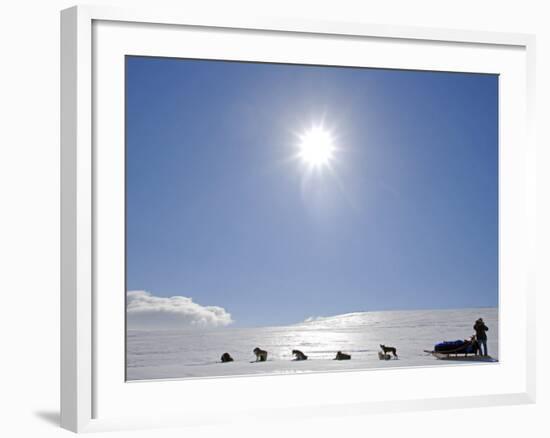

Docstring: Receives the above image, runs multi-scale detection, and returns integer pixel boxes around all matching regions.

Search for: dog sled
[424,339,496,362]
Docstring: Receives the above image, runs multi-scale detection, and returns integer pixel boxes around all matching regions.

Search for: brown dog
[253,347,268,362]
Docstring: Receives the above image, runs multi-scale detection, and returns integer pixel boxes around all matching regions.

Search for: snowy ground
[126,307,498,381]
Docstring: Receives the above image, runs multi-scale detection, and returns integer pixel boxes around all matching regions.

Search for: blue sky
[126,56,498,327]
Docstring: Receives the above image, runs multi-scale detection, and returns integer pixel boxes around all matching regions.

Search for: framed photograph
[61,5,536,433]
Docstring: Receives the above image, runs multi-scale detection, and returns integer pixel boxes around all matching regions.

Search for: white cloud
[127,290,233,330]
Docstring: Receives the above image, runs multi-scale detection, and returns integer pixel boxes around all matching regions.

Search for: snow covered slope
[126,307,498,380]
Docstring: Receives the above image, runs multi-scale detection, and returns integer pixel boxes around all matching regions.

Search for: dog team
[219,344,399,363]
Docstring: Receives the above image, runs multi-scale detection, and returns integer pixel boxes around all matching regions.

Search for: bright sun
[297,126,335,168]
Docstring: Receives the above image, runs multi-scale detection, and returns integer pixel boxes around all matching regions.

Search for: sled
[424,339,496,362]
[424,350,496,362]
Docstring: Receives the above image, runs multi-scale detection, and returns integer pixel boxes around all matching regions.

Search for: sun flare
[297,126,335,168]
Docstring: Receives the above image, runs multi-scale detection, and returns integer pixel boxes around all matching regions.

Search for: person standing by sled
[473,318,489,356]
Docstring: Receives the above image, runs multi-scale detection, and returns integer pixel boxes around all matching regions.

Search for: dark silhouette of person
[473,318,489,356]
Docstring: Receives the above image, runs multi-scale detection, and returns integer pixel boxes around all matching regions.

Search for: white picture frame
[61,4,536,433]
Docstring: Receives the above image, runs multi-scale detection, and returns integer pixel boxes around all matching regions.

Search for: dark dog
[292,349,308,361]
[380,344,398,358]
[253,347,268,362]
[220,352,234,363]
[334,351,351,360]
